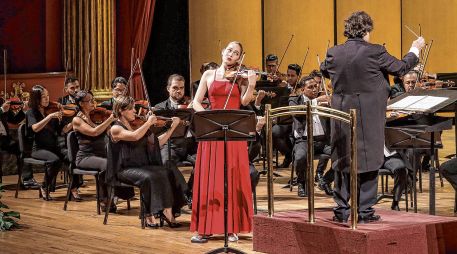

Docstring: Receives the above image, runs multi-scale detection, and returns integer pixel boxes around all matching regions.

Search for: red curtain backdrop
[116,0,156,100]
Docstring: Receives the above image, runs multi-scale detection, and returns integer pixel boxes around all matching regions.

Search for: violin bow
[3,49,7,99]
[293,46,309,93]
[62,58,69,100]
[136,58,152,109]
[223,52,246,110]
[189,44,194,100]
[84,51,91,89]
[274,34,294,77]
[317,40,331,96]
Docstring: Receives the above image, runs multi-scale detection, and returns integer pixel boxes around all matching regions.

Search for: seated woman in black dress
[109,96,187,227]
[26,85,72,200]
[71,90,116,204]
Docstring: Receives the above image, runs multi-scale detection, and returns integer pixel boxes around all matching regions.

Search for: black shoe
[318,181,334,196]
[278,156,292,168]
[391,201,400,211]
[185,193,192,209]
[297,183,307,197]
[332,216,348,223]
[101,203,117,213]
[160,212,182,228]
[358,214,381,224]
[146,222,160,229]
[314,173,324,183]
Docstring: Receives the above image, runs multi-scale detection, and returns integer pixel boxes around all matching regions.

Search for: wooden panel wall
[263,0,334,75]
[402,0,457,73]
[189,0,456,81]
[189,0,262,82]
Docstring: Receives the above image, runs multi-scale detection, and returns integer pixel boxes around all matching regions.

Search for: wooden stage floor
[1,128,457,254]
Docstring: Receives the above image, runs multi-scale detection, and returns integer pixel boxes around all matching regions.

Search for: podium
[190,109,256,254]
[387,89,457,214]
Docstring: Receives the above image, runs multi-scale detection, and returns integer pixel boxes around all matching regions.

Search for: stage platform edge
[253,208,457,254]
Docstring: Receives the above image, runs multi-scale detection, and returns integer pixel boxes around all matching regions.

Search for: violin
[44,101,78,118]
[90,107,112,124]
[223,63,266,83]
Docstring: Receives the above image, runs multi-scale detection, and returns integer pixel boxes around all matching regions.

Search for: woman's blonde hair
[113,95,135,118]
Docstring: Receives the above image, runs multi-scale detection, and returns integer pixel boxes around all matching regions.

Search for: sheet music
[387,95,448,112]
[407,96,448,111]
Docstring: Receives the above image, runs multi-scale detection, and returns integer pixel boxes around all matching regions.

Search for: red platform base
[253,208,457,254]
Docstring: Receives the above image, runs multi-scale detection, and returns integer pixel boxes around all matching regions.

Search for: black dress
[110,121,186,216]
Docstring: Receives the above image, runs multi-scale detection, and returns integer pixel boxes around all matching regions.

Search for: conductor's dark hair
[344,11,373,39]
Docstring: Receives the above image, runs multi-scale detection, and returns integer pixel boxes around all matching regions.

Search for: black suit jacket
[289,95,330,144]
[320,38,418,173]
[154,98,174,110]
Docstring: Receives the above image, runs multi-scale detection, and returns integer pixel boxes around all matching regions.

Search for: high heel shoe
[40,186,52,201]
[160,212,181,228]
[71,189,83,202]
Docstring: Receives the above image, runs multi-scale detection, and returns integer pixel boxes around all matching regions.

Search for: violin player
[154,74,197,207]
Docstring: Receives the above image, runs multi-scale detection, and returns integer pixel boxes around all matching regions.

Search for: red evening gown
[190,79,253,235]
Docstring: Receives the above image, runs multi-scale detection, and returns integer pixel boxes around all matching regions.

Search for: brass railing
[265,101,358,229]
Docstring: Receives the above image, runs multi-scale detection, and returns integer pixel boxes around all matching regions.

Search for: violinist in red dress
[190,41,257,243]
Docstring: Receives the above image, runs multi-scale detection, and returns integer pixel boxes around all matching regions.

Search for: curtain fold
[120,0,156,100]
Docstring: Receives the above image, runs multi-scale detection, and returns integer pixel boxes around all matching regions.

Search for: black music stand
[190,109,256,254]
[385,117,451,213]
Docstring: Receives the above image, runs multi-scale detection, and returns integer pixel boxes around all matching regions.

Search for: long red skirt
[190,140,253,235]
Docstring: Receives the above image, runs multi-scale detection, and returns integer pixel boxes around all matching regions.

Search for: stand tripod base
[207,246,246,254]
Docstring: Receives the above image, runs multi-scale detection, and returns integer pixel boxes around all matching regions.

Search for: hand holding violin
[146,113,158,126]
[247,70,257,87]
[47,111,63,122]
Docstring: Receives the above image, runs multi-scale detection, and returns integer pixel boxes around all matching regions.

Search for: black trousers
[333,170,378,219]
[440,157,457,191]
[293,139,330,184]
[161,138,196,196]
[31,149,63,191]
[383,155,407,202]
[117,165,186,216]
[272,124,292,158]
[76,156,108,199]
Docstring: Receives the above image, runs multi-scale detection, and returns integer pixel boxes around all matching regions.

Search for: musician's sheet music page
[388,96,425,110]
[407,96,448,111]
[388,95,448,111]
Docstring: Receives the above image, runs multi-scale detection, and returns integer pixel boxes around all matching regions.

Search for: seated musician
[99,77,128,110]
[247,116,266,191]
[310,69,323,86]
[26,85,72,200]
[0,101,22,184]
[71,90,116,204]
[389,70,420,99]
[109,95,187,228]
[271,64,302,168]
[58,76,80,105]
[260,54,287,86]
[286,64,301,94]
[388,70,431,191]
[154,74,197,205]
[382,145,408,211]
[290,76,333,197]
[439,158,457,201]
